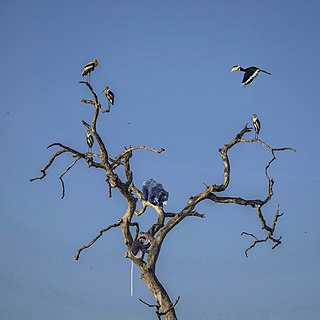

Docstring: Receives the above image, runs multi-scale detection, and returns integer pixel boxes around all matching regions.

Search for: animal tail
[130,260,134,297]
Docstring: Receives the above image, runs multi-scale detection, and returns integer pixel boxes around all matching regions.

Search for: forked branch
[139,296,181,320]
[241,205,284,257]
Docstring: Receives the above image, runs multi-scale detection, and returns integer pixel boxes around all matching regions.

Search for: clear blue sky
[1,1,319,319]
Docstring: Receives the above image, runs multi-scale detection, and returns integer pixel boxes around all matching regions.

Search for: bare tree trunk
[141,270,178,320]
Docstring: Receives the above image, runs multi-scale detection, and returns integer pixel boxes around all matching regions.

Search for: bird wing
[254,119,261,134]
[108,90,115,104]
[81,62,94,76]
[242,68,259,86]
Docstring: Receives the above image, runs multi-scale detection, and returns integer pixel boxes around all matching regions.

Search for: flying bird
[102,86,115,106]
[81,59,100,83]
[86,130,94,152]
[251,113,261,139]
[231,65,271,86]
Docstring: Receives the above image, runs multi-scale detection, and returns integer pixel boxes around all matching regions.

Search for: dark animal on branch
[131,235,151,260]
[142,179,169,207]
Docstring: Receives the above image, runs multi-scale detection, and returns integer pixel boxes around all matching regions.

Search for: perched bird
[251,113,261,139]
[81,59,100,83]
[86,130,94,152]
[102,86,115,106]
[231,65,271,86]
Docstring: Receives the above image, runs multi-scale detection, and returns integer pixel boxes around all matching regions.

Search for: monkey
[142,179,169,207]
[131,236,150,260]
[130,235,151,296]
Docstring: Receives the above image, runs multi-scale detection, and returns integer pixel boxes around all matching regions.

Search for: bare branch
[189,211,205,218]
[130,222,140,240]
[139,296,180,320]
[30,142,104,185]
[139,298,159,308]
[59,157,80,199]
[30,149,68,181]
[80,81,111,113]
[272,205,284,229]
[80,99,94,106]
[79,81,110,166]
[111,146,165,170]
[214,124,252,192]
[241,205,284,257]
[207,194,263,208]
[74,219,122,260]
[81,98,111,113]
[47,142,85,156]
[139,298,162,320]
[240,138,296,181]
[106,178,113,198]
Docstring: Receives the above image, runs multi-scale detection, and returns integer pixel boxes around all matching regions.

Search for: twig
[139,296,180,319]
[30,149,67,181]
[59,157,80,199]
[80,82,110,113]
[111,146,165,170]
[74,219,122,260]
[130,222,140,240]
[241,205,284,257]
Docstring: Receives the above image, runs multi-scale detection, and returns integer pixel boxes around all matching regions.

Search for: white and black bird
[251,113,261,139]
[102,86,115,106]
[81,59,100,83]
[231,65,271,86]
[86,130,94,152]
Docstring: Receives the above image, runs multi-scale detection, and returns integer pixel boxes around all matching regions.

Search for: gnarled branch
[139,296,180,320]
[241,205,284,257]
[59,157,81,199]
[74,219,122,260]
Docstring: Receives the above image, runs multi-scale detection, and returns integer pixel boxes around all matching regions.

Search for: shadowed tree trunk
[31,74,295,319]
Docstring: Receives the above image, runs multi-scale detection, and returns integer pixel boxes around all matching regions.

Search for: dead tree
[31,78,295,320]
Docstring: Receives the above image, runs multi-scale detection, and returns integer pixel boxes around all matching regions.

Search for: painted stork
[86,130,94,152]
[231,65,271,86]
[102,86,115,106]
[251,113,261,139]
[81,59,100,83]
